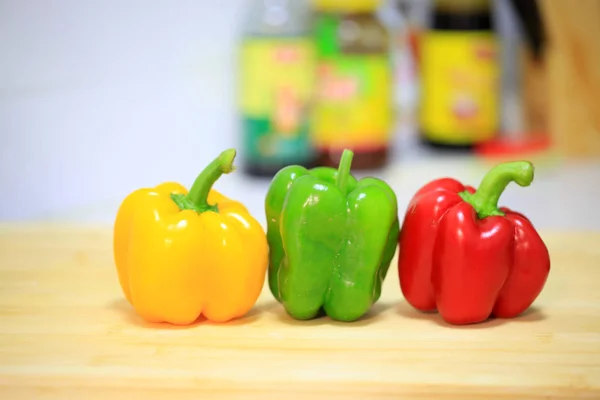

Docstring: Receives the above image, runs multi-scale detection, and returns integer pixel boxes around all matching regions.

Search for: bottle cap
[313,0,381,13]
[434,0,491,12]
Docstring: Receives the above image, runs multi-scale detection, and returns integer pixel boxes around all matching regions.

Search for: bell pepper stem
[462,161,535,219]
[335,149,354,194]
[171,148,236,213]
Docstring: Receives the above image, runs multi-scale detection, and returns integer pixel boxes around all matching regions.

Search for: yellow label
[311,56,393,150]
[419,32,499,144]
[239,38,315,118]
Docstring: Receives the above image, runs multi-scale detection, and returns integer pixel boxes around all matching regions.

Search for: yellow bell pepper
[113,148,268,325]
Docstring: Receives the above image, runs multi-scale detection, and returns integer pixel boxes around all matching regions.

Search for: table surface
[0,225,599,399]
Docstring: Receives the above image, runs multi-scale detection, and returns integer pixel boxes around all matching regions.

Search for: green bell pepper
[265,149,400,322]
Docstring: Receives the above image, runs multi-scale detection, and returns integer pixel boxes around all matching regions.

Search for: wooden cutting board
[0,224,599,399]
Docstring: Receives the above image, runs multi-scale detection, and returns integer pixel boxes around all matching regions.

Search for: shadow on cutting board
[271,301,398,327]
[107,298,280,329]
[395,300,547,329]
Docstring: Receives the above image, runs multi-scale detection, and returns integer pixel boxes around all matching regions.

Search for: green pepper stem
[184,148,236,212]
[335,149,354,194]
[464,161,535,219]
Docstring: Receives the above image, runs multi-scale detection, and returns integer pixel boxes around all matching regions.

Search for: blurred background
[1,0,599,230]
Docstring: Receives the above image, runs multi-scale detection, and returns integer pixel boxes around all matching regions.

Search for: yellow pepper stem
[171,148,237,213]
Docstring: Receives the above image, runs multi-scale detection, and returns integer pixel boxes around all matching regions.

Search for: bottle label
[311,14,393,151]
[239,38,315,164]
[311,56,393,151]
[419,31,500,144]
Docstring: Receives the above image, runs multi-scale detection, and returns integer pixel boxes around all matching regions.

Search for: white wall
[1,0,599,230]
[1,0,246,221]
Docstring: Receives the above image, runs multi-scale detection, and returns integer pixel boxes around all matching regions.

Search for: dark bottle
[419,0,500,149]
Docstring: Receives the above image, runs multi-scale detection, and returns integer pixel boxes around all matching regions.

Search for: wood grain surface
[0,224,599,399]
[540,0,600,158]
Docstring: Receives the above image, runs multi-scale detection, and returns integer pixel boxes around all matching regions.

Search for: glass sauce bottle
[311,0,393,169]
[238,0,317,177]
[418,0,500,149]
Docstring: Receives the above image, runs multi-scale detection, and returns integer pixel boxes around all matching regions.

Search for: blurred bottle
[238,0,317,177]
[418,0,500,149]
[311,0,394,169]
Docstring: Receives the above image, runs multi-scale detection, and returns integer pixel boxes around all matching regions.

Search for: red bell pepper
[398,161,550,325]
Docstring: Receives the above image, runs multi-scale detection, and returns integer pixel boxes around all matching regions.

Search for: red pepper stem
[465,161,535,219]
[335,149,354,194]
[184,148,237,213]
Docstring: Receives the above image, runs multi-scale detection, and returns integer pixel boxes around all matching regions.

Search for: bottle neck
[431,0,493,31]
